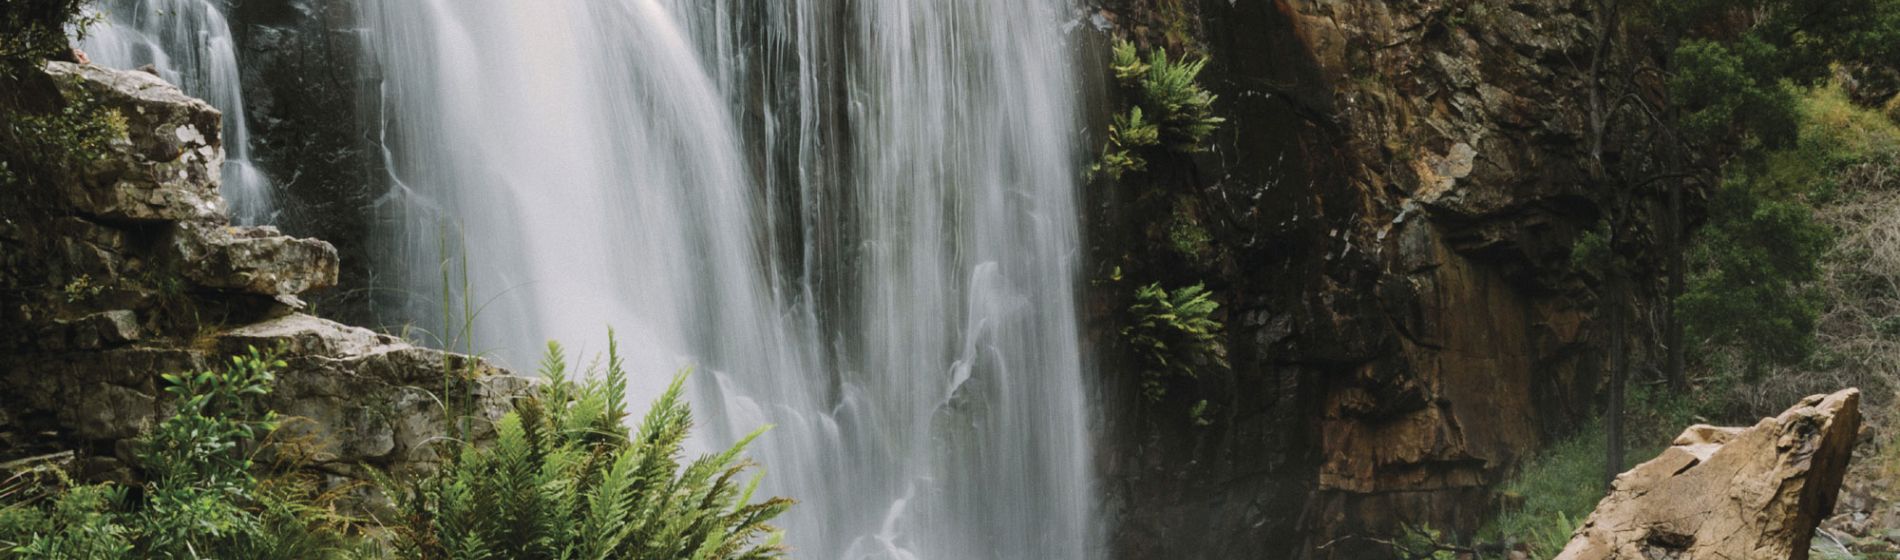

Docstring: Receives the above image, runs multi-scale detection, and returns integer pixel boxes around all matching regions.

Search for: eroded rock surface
[1091,1,1670,557]
[1557,389,1861,560]
[0,62,530,494]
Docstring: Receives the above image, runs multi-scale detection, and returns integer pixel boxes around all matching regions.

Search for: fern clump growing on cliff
[1124,282,1227,404]
[381,338,792,560]
[1091,39,1224,180]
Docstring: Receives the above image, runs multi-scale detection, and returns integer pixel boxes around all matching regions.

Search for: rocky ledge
[0,62,532,495]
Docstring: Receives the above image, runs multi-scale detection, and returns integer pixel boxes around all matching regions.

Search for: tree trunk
[1605,271,1628,489]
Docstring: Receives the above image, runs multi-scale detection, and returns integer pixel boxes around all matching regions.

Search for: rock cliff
[0,62,530,499]
[1090,0,1674,557]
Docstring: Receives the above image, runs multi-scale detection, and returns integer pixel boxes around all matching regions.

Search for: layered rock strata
[0,62,530,496]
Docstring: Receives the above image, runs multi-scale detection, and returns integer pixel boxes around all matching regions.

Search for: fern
[1093,39,1226,181]
[384,332,792,560]
[1124,282,1228,403]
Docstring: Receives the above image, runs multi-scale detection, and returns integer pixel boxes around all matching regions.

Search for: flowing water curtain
[80,0,274,225]
[365,0,1096,557]
[673,1,1099,557]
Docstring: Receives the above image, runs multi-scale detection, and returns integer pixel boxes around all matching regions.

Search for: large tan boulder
[1556,389,1862,560]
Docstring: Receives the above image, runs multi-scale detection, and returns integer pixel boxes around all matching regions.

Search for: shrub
[1677,87,1886,373]
[1,85,128,190]
[381,337,792,560]
[0,0,94,68]
[0,348,358,559]
[1124,282,1227,402]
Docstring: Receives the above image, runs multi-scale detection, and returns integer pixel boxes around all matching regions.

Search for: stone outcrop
[1090,1,1669,557]
[0,61,530,493]
[42,62,226,224]
[1557,389,1862,560]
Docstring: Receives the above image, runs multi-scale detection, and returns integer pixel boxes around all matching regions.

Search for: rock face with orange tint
[1091,0,1674,557]
[1557,389,1861,560]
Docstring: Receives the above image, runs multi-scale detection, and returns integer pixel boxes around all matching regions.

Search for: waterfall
[80,0,274,225]
[364,0,1095,557]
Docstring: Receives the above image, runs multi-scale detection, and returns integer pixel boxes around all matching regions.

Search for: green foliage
[1568,224,1614,273]
[1484,419,1612,558]
[1166,197,1215,265]
[0,0,95,68]
[1484,386,1710,556]
[1680,97,1843,372]
[383,337,792,560]
[1675,85,1898,373]
[0,481,135,559]
[1187,400,1214,427]
[0,348,359,559]
[1092,106,1160,180]
[61,274,102,303]
[1123,41,1224,152]
[1389,525,1459,560]
[1124,283,1227,402]
[1092,39,1225,180]
[1657,0,1900,148]
[1677,185,1827,369]
[0,0,123,192]
[1669,38,1801,149]
[2,85,128,190]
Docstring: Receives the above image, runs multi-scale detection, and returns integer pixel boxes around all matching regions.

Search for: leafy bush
[1091,39,1224,180]
[381,338,792,560]
[1124,282,1227,402]
[0,0,94,68]
[0,348,359,559]
[2,85,128,190]
[1677,86,1894,373]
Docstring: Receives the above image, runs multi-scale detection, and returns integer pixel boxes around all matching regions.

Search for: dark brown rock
[1093,0,1668,557]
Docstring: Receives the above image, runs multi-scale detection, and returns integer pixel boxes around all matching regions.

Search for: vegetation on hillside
[0,0,118,191]
[0,349,362,559]
[0,341,792,560]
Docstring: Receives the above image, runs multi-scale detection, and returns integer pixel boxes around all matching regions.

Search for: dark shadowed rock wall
[1088,1,1675,557]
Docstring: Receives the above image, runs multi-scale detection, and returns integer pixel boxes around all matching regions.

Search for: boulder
[43,61,226,224]
[218,314,533,474]
[166,222,339,296]
[1556,389,1862,560]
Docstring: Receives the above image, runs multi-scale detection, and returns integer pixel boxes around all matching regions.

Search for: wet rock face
[227,0,390,326]
[0,62,528,496]
[1557,390,1862,560]
[1094,0,1665,557]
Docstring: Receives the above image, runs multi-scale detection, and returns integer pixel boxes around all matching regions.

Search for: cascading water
[80,0,274,225]
[364,0,1095,557]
